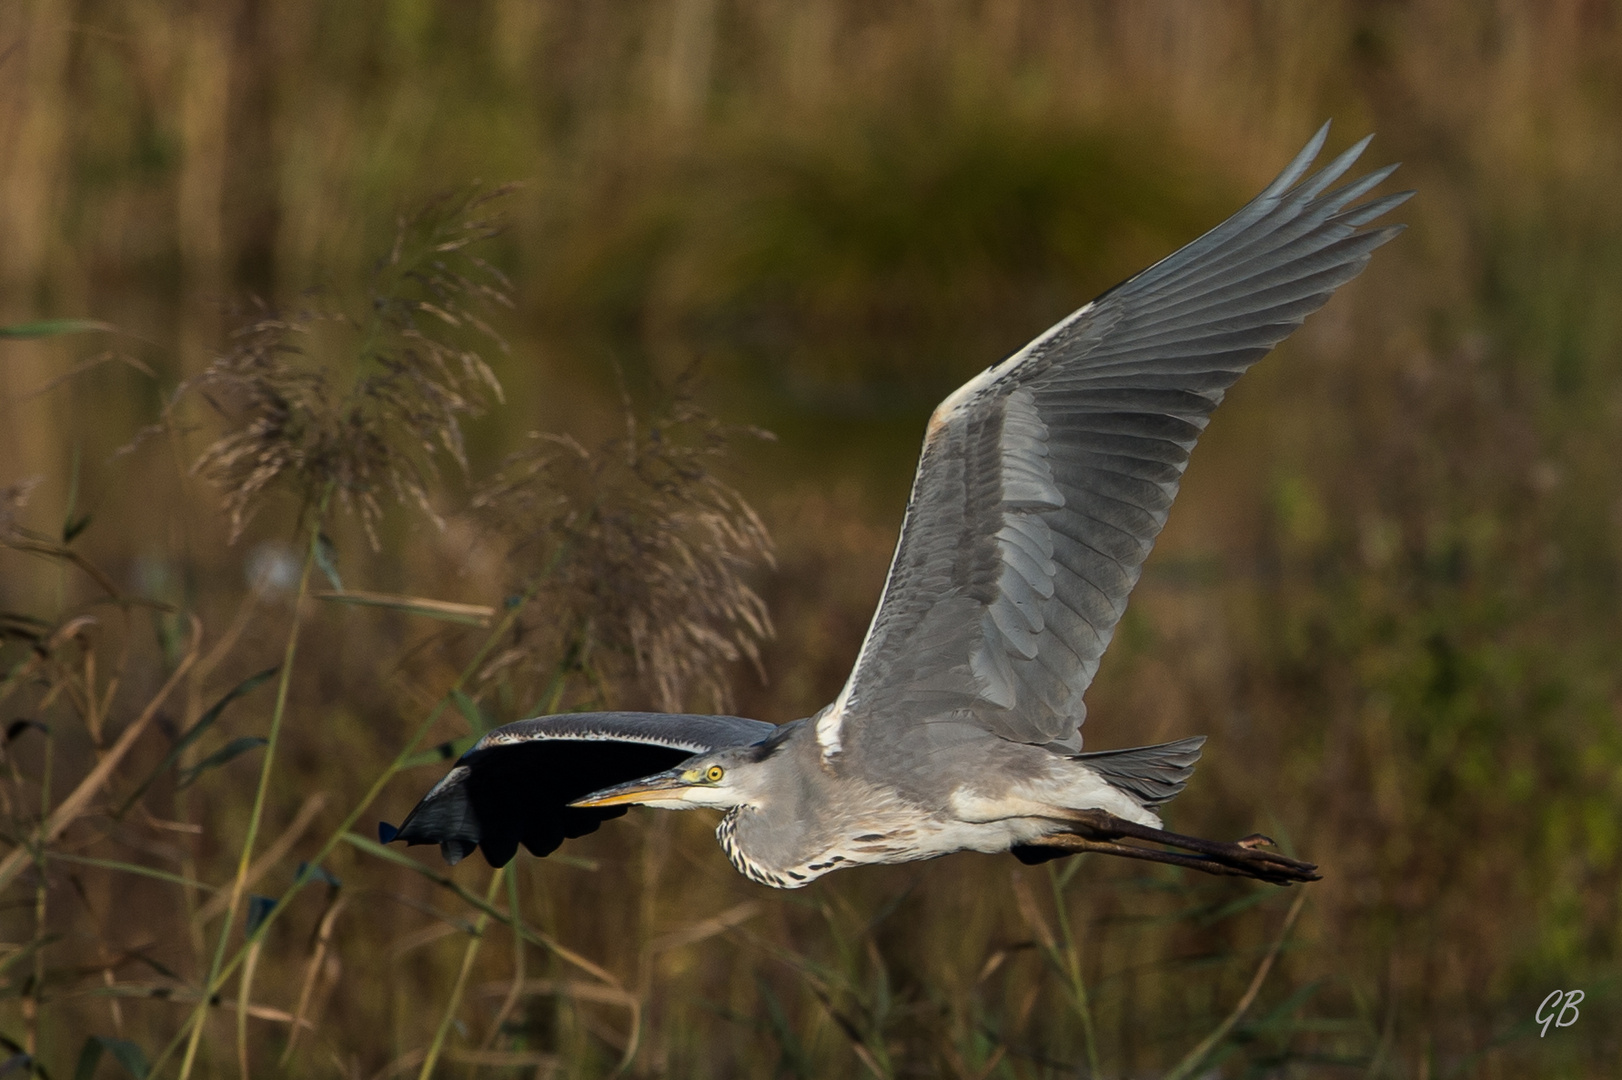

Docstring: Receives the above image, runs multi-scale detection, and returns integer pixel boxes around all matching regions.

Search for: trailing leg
[1021,809,1320,885]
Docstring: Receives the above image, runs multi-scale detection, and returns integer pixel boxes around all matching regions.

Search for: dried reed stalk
[475,376,775,713]
[417,867,505,1080]
[0,618,201,894]
[1163,889,1309,1080]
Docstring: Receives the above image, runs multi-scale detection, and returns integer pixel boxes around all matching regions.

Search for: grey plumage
[1077,737,1207,807]
[822,123,1405,756]
[386,125,1408,888]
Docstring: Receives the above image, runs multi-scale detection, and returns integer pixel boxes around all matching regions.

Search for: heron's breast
[719,794,1048,889]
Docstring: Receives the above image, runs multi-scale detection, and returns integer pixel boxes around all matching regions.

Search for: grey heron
[383,124,1408,888]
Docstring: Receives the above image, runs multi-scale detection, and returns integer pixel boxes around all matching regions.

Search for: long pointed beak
[569,768,693,808]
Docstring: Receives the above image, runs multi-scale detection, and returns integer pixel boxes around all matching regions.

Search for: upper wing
[384,711,776,866]
[817,124,1410,757]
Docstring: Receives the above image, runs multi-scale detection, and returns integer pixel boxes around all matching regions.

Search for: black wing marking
[823,124,1410,755]
[383,712,777,867]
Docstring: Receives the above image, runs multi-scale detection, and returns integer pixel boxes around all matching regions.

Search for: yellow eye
[705,765,725,783]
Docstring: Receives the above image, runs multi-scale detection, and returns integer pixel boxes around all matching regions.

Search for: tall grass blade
[314,590,495,627]
[477,871,524,1055]
[1163,889,1309,1080]
[193,793,329,924]
[46,852,217,894]
[174,737,267,790]
[0,319,116,339]
[235,939,262,1080]
[417,868,503,1080]
[115,664,279,816]
[280,895,346,1066]
[448,688,490,732]
[73,1036,149,1080]
[340,833,622,989]
[315,533,342,592]
[0,620,201,895]
[181,525,320,1080]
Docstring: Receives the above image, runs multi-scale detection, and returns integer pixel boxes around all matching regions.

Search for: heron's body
[385,125,1411,888]
[700,717,1162,887]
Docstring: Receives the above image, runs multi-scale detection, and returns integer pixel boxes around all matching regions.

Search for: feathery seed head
[474,373,775,714]
[165,185,517,545]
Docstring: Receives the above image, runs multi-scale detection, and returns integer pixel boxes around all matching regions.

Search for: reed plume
[164,185,515,544]
[474,374,775,714]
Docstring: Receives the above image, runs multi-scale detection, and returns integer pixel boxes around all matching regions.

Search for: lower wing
[382,711,776,866]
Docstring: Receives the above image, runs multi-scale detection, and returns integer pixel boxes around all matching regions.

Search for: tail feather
[1077,736,1206,807]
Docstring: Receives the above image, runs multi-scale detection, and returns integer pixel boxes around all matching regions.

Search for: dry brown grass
[0,2,1619,1078]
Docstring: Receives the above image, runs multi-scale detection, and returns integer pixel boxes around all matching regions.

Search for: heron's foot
[1033,810,1320,886]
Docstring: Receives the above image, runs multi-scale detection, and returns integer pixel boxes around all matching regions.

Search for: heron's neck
[716,808,796,887]
[714,732,826,887]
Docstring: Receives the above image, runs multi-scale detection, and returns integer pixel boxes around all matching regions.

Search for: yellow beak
[569,768,694,808]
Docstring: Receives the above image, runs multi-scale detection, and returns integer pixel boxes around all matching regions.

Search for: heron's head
[568,743,781,812]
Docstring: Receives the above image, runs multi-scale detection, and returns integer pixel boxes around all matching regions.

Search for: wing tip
[1295,132,1374,200]
[1269,121,1333,195]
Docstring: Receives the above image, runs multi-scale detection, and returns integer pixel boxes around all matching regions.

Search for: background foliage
[1,1,1619,1077]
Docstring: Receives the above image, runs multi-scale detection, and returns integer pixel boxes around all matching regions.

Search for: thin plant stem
[25,721,54,1056]
[152,569,550,1079]
[478,869,527,1055]
[0,621,201,895]
[1047,862,1100,1079]
[419,867,505,1080]
[1163,889,1308,1080]
[236,938,262,1080]
[179,505,324,1080]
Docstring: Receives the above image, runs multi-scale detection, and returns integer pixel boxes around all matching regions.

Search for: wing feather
[822,124,1409,754]
[385,712,776,866]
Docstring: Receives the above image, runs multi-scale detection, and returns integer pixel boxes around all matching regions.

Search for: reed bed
[1,2,1619,1077]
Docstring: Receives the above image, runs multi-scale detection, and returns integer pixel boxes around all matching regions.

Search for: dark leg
[1025,809,1320,885]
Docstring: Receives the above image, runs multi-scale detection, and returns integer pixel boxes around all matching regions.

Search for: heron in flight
[384,125,1408,888]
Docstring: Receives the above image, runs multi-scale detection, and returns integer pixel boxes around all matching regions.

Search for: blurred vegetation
[1,1,1620,1077]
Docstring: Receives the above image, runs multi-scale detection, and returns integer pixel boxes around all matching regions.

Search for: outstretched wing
[818,124,1410,757]
[384,712,776,866]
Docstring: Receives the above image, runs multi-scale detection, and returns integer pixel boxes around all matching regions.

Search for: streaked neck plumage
[711,722,833,888]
